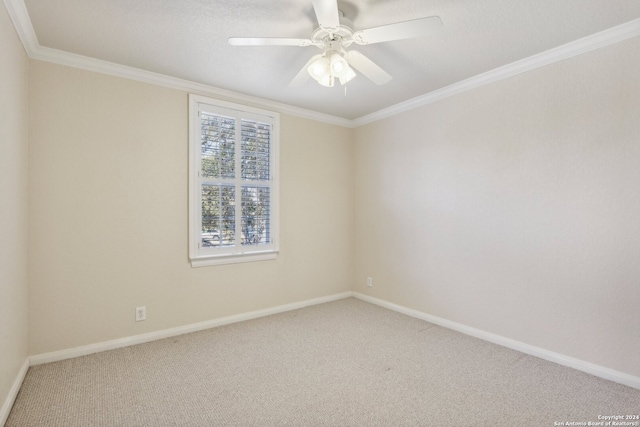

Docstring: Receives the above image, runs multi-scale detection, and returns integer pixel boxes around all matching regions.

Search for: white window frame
[189,94,279,267]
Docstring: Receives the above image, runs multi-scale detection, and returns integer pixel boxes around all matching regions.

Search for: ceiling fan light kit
[307,49,356,87]
[228,0,443,88]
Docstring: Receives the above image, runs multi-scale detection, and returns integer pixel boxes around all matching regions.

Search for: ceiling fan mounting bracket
[311,24,354,49]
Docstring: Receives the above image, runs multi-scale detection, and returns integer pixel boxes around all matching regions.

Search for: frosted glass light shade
[308,51,355,87]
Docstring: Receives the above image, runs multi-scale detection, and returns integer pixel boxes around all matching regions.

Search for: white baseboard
[22,290,639,398]
[0,358,29,427]
[352,292,640,390]
[30,291,353,366]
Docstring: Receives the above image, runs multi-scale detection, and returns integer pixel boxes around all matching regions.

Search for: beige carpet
[7,298,640,426]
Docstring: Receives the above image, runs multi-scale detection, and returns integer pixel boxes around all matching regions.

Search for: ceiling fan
[228,0,442,88]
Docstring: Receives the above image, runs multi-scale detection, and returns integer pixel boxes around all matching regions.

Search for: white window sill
[190,251,279,267]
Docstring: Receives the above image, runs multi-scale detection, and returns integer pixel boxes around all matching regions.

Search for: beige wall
[28,60,354,354]
[354,37,640,377]
[0,3,29,414]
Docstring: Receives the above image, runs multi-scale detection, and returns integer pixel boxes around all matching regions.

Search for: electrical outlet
[135,306,146,322]
[367,277,373,288]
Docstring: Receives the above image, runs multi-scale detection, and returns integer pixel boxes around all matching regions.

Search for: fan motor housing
[311,14,355,48]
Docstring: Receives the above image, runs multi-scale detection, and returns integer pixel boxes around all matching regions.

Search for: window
[189,94,279,267]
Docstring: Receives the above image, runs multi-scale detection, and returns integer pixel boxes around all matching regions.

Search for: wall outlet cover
[135,306,146,322]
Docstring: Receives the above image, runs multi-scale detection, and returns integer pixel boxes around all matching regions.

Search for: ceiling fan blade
[311,0,340,29]
[289,54,322,87]
[228,37,314,47]
[353,16,443,45]
[344,51,392,85]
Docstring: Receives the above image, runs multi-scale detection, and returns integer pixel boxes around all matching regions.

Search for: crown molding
[2,0,38,56]
[30,45,354,128]
[4,0,640,128]
[353,17,640,127]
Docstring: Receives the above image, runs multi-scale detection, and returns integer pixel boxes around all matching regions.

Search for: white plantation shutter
[241,119,271,181]
[201,113,235,179]
[240,118,272,246]
[201,184,235,247]
[189,95,279,267]
[241,185,270,245]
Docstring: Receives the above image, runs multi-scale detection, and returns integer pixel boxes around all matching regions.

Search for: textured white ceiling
[21,0,640,119]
